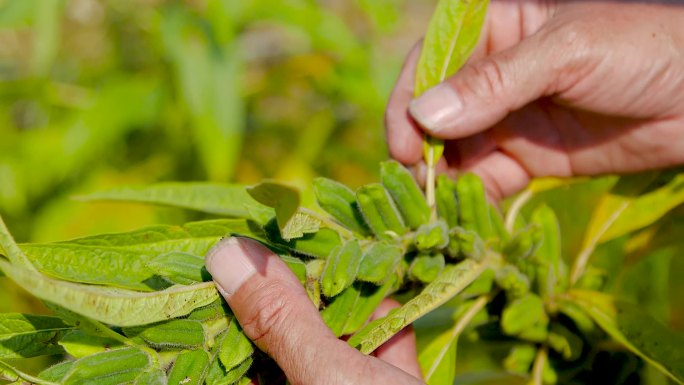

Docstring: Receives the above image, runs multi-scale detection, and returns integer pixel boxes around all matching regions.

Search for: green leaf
[0,313,71,359]
[0,258,219,327]
[19,219,252,290]
[349,259,487,354]
[167,349,210,385]
[419,330,457,385]
[58,330,123,358]
[569,290,684,383]
[588,173,684,245]
[123,319,206,350]
[38,361,74,382]
[62,347,152,385]
[248,182,320,240]
[77,183,269,219]
[134,369,166,385]
[146,252,207,285]
[414,0,490,95]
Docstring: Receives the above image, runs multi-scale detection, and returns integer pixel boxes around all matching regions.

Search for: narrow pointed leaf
[414,0,490,95]
[569,290,684,383]
[76,182,269,218]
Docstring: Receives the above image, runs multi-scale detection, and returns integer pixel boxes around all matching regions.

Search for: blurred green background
[0,0,433,315]
[0,0,682,383]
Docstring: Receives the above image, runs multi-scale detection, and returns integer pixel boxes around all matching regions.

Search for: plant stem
[531,347,547,385]
[505,189,533,233]
[569,200,629,285]
[424,295,490,380]
[0,360,58,385]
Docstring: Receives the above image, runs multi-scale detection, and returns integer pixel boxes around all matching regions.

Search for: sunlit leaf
[568,290,684,383]
[0,313,71,359]
[77,183,268,219]
[414,0,490,95]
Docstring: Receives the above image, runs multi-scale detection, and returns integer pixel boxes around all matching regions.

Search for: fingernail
[409,84,463,132]
[205,237,259,296]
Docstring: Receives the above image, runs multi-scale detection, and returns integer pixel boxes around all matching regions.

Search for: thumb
[409,33,559,139]
[205,237,423,385]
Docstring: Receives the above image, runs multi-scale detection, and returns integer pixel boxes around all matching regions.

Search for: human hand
[387,0,684,200]
[205,237,424,385]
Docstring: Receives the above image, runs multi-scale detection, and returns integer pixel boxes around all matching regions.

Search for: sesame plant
[1,1,683,385]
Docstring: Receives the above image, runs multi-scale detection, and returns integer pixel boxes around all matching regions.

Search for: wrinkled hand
[205,237,424,385]
[387,0,684,200]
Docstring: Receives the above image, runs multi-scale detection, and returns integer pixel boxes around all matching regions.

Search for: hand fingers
[408,31,559,141]
[385,41,424,165]
[371,299,423,380]
[205,237,424,385]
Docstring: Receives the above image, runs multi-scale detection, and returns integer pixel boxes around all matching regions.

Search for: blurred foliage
[0,0,682,384]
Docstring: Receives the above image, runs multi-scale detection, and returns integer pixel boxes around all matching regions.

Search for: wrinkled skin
[387,0,684,200]
[208,1,684,385]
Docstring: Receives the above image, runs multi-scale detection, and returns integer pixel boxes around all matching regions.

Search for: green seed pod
[501,293,548,337]
[356,241,403,283]
[356,183,408,240]
[186,300,231,323]
[62,347,151,385]
[281,254,307,284]
[436,174,459,228]
[503,344,536,375]
[321,277,397,337]
[495,264,530,299]
[408,253,445,283]
[450,228,485,261]
[380,160,430,228]
[503,225,543,263]
[456,173,493,239]
[205,355,252,385]
[313,177,370,235]
[557,301,595,334]
[265,219,342,259]
[146,251,207,285]
[530,205,567,297]
[489,204,509,244]
[413,220,449,251]
[548,324,583,361]
[217,318,254,372]
[168,349,210,385]
[321,240,362,298]
[123,319,205,350]
[58,330,123,358]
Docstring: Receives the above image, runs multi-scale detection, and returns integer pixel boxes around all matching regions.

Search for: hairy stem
[0,360,58,385]
[505,189,533,233]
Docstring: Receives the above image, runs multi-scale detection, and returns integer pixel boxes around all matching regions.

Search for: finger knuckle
[463,58,507,100]
[238,280,294,344]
